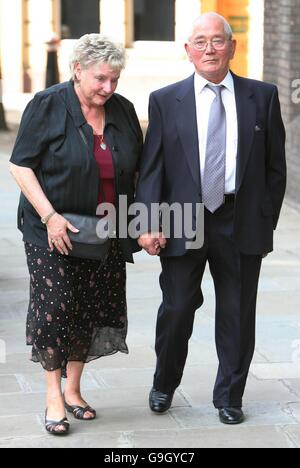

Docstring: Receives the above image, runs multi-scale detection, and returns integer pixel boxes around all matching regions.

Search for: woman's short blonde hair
[70,34,126,80]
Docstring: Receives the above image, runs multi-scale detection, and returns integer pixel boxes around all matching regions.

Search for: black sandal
[45,409,70,436]
[65,401,96,420]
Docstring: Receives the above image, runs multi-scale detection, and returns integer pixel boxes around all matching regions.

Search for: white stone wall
[0,0,23,96]
[27,0,55,91]
[100,0,126,43]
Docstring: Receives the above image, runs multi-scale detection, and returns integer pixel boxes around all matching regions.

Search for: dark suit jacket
[136,72,287,256]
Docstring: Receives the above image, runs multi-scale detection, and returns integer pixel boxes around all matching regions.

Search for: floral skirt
[25,240,128,377]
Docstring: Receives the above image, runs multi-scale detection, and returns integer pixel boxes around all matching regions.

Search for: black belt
[223,194,235,204]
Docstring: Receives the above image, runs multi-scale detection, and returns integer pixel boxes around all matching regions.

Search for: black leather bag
[62,213,111,261]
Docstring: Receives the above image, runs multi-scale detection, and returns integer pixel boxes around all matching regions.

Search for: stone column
[248,0,264,79]
[125,0,134,47]
[175,0,201,44]
[0,0,23,96]
[27,0,56,90]
[0,53,8,130]
[100,0,126,44]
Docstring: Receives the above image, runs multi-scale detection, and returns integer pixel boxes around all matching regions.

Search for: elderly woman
[9,34,142,435]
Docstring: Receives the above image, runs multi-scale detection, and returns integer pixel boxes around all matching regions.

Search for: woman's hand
[47,213,79,255]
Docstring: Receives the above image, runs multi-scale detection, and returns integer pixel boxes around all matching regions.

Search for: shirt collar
[194,70,234,95]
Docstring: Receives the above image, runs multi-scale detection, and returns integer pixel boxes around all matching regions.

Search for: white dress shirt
[194,71,238,194]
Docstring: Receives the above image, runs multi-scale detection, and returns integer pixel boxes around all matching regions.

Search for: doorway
[134,0,175,41]
[61,0,101,39]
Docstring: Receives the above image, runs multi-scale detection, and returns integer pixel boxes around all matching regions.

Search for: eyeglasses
[190,39,230,51]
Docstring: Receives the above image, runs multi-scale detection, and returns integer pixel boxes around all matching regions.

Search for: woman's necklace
[99,134,107,151]
[83,105,107,150]
[99,109,107,150]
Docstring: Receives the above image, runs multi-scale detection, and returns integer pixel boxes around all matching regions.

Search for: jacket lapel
[64,80,95,155]
[233,74,256,192]
[176,75,201,191]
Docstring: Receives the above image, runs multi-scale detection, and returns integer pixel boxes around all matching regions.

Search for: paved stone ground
[1,127,300,448]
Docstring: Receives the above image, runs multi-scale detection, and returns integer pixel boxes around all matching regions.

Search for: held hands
[47,213,79,255]
[138,232,167,256]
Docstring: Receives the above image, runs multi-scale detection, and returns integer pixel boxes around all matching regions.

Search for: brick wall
[264,0,300,206]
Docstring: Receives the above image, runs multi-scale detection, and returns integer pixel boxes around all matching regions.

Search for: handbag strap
[78,127,106,204]
[58,91,106,203]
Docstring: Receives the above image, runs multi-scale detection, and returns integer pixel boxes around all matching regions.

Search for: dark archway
[134,0,175,41]
[61,0,100,39]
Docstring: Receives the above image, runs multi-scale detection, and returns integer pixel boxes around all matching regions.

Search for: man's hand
[138,232,167,256]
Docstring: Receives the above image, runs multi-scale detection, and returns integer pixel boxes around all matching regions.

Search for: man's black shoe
[149,388,174,414]
[219,407,244,425]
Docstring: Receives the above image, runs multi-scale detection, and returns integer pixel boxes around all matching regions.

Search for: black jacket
[10,80,143,262]
[136,73,287,256]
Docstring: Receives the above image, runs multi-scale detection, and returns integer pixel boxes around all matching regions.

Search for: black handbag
[62,213,111,261]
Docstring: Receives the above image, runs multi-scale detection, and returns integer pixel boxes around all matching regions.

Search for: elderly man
[136,13,286,424]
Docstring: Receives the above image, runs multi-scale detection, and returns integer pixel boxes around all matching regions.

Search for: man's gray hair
[188,13,233,41]
[70,34,126,79]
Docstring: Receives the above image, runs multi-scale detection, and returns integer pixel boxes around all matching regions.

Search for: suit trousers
[154,199,262,408]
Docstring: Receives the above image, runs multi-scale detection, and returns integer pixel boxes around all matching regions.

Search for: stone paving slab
[256,291,300,317]
[169,403,296,429]
[288,403,300,423]
[130,426,296,449]
[0,415,43,439]
[283,426,300,449]
[0,353,37,375]
[0,416,296,449]
[251,363,300,380]
[0,432,123,449]
[284,380,300,399]
[0,425,294,449]
[0,375,22,394]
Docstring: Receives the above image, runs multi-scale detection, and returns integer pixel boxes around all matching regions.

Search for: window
[61,0,100,39]
[134,0,175,41]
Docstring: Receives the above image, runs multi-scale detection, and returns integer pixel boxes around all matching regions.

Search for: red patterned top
[93,135,115,206]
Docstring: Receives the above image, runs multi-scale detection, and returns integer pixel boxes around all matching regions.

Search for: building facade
[264,0,300,205]
[0,0,264,119]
